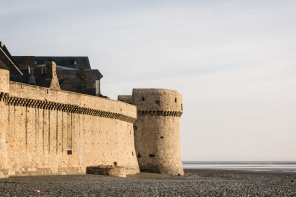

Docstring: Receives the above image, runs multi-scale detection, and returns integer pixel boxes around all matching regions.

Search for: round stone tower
[132,89,184,175]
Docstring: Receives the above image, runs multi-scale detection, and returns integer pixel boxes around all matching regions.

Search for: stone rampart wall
[0,69,139,178]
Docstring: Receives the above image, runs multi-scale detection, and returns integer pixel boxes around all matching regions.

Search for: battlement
[132,88,183,112]
[8,81,137,121]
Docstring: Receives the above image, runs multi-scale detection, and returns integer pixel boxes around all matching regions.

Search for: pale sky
[1,0,296,161]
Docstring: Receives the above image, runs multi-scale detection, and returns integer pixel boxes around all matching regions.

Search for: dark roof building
[0,41,104,97]
[13,56,92,69]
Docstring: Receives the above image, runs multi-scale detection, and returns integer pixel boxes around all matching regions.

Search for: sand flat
[0,169,295,196]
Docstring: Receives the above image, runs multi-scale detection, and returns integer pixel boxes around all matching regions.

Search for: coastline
[183,162,296,173]
[0,169,295,196]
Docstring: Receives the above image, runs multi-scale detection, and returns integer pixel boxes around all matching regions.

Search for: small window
[142,97,145,101]
[137,153,142,158]
[149,154,155,157]
[132,152,134,156]
[114,162,117,166]
[160,136,164,139]
[34,60,38,65]
[134,125,138,130]
[67,150,72,155]
[175,98,177,102]
[181,104,183,110]
[155,100,160,105]
[73,60,78,65]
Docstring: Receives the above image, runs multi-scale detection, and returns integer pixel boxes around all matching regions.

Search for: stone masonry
[0,68,139,177]
[0,42,184,178]
[118,89,184,175]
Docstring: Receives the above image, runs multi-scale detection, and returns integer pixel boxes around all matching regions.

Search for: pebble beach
[0,169,295,196]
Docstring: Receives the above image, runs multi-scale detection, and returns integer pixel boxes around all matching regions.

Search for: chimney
[28,68,36,85]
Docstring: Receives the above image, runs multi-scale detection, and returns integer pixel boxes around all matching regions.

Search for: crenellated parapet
[8,80,137,123]
[132,88,183,112]
[2,94,136,123]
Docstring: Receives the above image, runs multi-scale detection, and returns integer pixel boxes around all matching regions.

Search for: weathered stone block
[86,165,126,177]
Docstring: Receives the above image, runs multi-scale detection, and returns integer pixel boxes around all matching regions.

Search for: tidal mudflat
[0,169,295,196]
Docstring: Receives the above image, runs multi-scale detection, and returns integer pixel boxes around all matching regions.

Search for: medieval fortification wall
[118,89,184,175]
[0,68,139,178]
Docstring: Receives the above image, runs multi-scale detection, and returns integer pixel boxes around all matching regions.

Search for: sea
[182,161,296,172]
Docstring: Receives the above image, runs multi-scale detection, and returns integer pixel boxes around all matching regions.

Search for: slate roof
[9,52,103,96]
[12,56,103,81]
[85,69,103,80]
[13,56,92,69]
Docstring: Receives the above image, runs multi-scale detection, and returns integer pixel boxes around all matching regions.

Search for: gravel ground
[0,169,295,196]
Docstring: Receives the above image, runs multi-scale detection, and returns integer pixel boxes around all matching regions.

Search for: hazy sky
[1,0,296,161]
